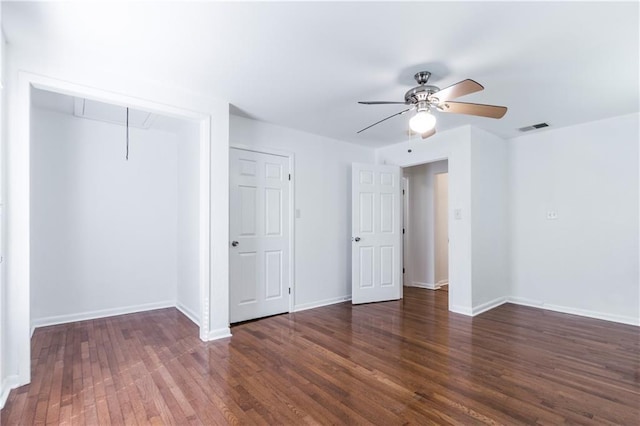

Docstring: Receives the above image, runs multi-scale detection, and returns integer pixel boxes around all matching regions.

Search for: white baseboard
[206,327,232,341]
[294,295,352,312]
[31,300,176,330]
[449,304,472,316]
[1,375,21,410]
[450,297,507,317]
[176,301,200,326]
[507,297,639,326]
[437,279,449,287]
[472,297,507,316]
[412,281,441,290]
[506,296,543,308]
[450,295,638,327]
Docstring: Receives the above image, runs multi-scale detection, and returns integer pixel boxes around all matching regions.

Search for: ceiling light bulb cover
[409,111,436,134]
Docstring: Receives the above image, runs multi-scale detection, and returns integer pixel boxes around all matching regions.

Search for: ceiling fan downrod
[414,71,431,85]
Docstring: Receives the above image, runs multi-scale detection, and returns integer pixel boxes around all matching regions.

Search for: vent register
[518,122,549,132]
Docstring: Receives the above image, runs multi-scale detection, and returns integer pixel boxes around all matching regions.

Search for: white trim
[0,375,21,410]
[229,144,296,315]
[450,297,507,317]
[198,116,212,341]
[472,297,507,316]
[506,296,543,308]
[294,295,351,312]
[30,301,175,330]
[543,303,639,326]
[411,281,441,290]
[435,294,638,326]
[176,301,200,326]
[449,305,472,316]
[507,297,639,326]
[401,176,409,288]
[206,327,232,341]
[437,279,449,287]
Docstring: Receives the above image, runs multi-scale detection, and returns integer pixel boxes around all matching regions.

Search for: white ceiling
[4,2,639,148]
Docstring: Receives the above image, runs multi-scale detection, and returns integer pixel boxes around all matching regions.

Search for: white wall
[30,107,179,326]
[176,122,201,323]
[403,160,448,288]
[229,115,375,310]
[470,126,510,309]
[509,113,639,324]
[377,127,474,313]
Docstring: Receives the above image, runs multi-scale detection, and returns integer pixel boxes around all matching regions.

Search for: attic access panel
[74,98,157,129]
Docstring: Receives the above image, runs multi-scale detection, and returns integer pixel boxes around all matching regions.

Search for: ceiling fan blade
[357,108,412,134]
[421,128,436,139]
[428,79,484,103]
[437,101,507,119]
[358,101,407,105]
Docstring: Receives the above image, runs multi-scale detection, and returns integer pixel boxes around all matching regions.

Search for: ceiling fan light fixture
[409,110,436,134]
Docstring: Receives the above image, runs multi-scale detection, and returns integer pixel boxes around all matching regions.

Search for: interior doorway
[402,160,449,294]
[29,87,205,333]
[8,72,219,393]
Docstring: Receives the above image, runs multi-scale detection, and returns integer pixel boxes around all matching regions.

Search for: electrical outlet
[546,210,558,220]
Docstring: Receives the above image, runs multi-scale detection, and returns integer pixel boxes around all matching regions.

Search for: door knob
[231,241,239,247]
[354,237,361,242]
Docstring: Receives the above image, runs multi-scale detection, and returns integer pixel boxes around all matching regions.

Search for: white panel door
[230,148,290,323]
[352,163,402,304]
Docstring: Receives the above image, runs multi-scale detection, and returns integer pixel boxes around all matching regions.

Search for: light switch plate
[454,209,462,220]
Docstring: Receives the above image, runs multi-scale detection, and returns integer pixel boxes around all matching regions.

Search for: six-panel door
[352,163,402,304]
[229,148,290,323]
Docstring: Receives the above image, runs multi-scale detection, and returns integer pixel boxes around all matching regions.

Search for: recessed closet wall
[30,89,200,329]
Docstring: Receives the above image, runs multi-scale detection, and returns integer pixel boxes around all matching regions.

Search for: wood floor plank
[2,287,639,425]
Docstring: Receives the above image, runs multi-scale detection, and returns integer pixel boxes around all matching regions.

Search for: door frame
[402,176,409,287]
[9,72,217,389]
[400,157,451,295]
[229,144,296,313]
[433,171,449,287]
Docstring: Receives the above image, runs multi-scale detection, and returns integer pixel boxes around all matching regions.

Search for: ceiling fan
[357,71,507,139]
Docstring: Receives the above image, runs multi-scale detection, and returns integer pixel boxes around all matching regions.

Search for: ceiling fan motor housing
[404,85,440,104]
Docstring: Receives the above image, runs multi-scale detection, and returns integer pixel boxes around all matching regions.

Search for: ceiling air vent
[518,122,550,132]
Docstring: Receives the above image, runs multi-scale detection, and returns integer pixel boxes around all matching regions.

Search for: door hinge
[288,174,291,181]
[288,288,291,294]
[403,189,405,195]
[403,228,405,234]
[403,268,405,273]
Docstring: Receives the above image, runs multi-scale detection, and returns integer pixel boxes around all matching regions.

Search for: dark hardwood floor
[2,287,639,425]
